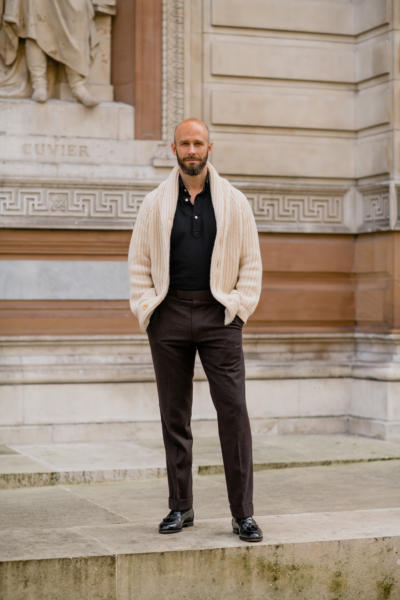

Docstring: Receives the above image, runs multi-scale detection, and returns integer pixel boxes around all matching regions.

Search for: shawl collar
[208,161,229,235]
[156,161,230,232]
[158,165,179,247]
[154,162,231,281]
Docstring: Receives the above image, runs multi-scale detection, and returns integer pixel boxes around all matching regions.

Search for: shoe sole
[233,528,263,542]
[159,520,194,534]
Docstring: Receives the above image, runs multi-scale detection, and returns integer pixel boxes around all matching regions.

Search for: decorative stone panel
[162,0,185,141]
[244,188,345,233]
[358,186,390,232]
[0,180,396,233]
[0,181,152,230]
[151,0,186,167]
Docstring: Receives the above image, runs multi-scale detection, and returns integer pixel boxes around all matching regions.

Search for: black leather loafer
[159,508,194,534]
[232,516,263,542]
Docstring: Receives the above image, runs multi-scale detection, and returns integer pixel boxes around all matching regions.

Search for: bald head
[173,119,210,145]
[171,118,213,177]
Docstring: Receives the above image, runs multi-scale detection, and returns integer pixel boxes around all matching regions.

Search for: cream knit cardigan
[128,162,262,332]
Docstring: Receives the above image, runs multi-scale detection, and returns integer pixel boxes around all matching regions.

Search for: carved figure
[0,0,116,106]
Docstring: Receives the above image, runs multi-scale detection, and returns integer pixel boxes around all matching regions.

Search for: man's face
[171,122,213,176]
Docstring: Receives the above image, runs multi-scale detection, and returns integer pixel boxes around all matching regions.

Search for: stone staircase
[1,434,400,599]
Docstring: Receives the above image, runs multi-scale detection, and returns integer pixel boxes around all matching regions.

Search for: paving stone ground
[1,435,399,599]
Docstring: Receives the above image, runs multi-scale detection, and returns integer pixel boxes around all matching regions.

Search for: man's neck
[179,167,208,192]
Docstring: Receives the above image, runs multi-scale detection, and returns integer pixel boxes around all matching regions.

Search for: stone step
[1,459,400,600]
[1,434,400,489]
[1,511,399,600]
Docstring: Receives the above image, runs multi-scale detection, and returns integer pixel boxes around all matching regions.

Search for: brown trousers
[147,289,254,518]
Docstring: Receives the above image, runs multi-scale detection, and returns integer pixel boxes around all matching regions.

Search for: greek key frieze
[0,185,148,227]
[246,193,344,229]
[1,183,395,233]
[362,189,390,225]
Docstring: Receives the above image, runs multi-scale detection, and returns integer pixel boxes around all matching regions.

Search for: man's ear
[208,142,213,153]
[171,142,177,155]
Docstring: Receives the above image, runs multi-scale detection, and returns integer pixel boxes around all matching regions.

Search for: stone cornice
[1,178,397,233]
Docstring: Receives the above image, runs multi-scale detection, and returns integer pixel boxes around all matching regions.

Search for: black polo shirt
[169,172,217,290]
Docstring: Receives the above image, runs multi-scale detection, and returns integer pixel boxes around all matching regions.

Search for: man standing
[128,119,263,542]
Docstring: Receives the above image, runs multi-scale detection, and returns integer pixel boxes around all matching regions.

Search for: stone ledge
[0,514,399,600]
[2,438,399,598]
[2,434,400,490]
[0,417,349,445]
[2,332,400,384]
[0,99,134,140]
[348,416,400,440]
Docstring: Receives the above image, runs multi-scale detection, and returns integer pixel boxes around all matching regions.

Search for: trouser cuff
[231,503,254,519]
[169,497,193,510]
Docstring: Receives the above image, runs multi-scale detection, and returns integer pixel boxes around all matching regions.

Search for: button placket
[192,204,201,238]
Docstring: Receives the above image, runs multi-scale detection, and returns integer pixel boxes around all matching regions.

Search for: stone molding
[162,0,185,141]
[0,180,152,230]
[151,0,186,167]
[1,179,397,233]
[2,332,400,385]
[2,182,393,236]
[395,185,400,230]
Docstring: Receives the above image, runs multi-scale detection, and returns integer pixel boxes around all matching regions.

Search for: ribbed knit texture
[128,162,262,332]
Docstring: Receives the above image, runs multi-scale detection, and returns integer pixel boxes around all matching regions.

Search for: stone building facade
[1,0,399,442]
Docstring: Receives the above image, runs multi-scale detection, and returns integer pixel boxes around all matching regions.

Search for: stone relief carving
[162,0,184,140]
[1,180,398,235]
[0,183,148,228]
[250,194,342,222]
[359,187,390,231]
[1,180,353,232]
[245,191,345,231]
[151,0,185,165]
[0,0,116,106]
[1,180,395,233]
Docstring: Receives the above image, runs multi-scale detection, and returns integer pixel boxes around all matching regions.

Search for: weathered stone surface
[210,0,355,35]
[2,435,400,490]
[0,485,128,531]
[356,134,390,178]
[0,445,17,455]
[210,0,389,35]
[354,0,390,35]
[0,260,129,300]
[211,39,355,83]
[117,536,400,600]
[0,556,116,600]
[2,332,400,443]
[69,461,400,523]
[1,437,399,600]
[357,84,390,130]
[356,36,390,83]
[211,136,355,179]
[0,527,110,562]
[211,88,355,131]
[0,99,134,139]
[0,454,49,475]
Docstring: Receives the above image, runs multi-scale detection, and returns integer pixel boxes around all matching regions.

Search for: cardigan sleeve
[127,193,157,318]
[235,193,262,322]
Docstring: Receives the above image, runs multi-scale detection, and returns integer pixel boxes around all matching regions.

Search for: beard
[176,150,208,176]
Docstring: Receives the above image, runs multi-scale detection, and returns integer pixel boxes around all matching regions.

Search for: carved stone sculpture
[0,0,116,106]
